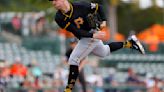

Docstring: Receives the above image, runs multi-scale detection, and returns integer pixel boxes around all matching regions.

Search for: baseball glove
[86,13,102,30]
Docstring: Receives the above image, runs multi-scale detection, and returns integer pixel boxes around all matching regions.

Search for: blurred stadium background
[0,0,164,92]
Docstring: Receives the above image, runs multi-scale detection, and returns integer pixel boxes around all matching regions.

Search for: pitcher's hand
[93,31,105,40]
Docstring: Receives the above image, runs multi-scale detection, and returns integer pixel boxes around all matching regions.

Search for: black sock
[108,42,123,52]
[66,65,79,90]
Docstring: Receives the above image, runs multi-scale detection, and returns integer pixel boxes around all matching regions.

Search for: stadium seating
[0,41,164,77]
[0,40,163,91]
[0,42,61,74]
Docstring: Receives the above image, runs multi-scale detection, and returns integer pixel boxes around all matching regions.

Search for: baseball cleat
[128,35,145,54]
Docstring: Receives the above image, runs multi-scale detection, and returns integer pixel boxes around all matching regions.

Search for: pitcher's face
[51,0,65,10]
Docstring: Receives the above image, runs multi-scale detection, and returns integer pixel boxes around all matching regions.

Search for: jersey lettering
[74,17,84,29]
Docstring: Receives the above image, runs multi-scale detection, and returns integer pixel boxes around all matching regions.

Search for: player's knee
[98,52,110,58]
[98,53,107,58]
[68,57,80,66]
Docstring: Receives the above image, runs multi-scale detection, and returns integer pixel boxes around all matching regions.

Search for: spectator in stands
[86,71,103,92]
[10,57,28,77]
[52,78,63,92]
[152,77,161,92]
[161,80,164,92]
[0,60,10,78]
[145,73,155,92]
[28,59,42,78]
[11,14,22,35]
[54,66,68,86]
[35,14,49,37]
[27,59,42,89]
[104,68,118,92]
[0,60,10,92]
[145,76,162,92]
[126,68,143,84]
[126,68,145,91]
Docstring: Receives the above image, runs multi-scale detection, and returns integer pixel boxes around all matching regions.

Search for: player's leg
[108,35,145,54]
[64,38,96,92]
[78,69,87,92]
[92,41,129,57]
[92,39,131,57]
[92,40,111,57]
[92,35,145,57]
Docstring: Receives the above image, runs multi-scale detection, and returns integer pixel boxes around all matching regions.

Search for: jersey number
[74,17,84,29]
